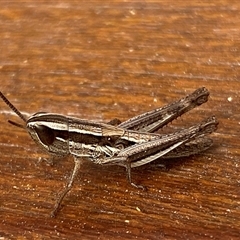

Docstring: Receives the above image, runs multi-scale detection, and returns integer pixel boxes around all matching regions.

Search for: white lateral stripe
[28,121,68,130]
[69,127,102,136]
[28,121,104,136]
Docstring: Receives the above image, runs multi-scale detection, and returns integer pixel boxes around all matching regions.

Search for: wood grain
[0,1,239,239]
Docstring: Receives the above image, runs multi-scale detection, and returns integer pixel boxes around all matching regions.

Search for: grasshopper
[0,87,218,216]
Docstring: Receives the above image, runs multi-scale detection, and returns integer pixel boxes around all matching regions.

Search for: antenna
[0,91,26,128]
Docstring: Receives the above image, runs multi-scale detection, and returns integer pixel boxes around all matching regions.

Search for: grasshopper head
[0,92,69,157]
[27,113,70,157]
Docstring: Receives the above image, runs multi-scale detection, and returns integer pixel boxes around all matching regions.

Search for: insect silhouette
[0,87,218,216]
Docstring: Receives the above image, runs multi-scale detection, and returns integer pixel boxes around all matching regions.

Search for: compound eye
[34,125,55,146]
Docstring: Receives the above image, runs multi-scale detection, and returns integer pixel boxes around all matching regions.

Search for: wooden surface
[0,1,239,239]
